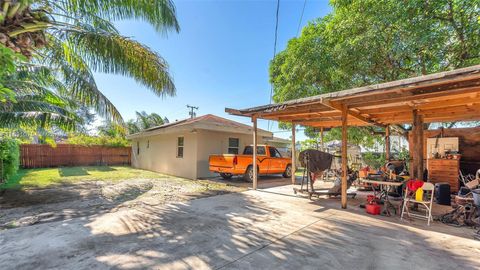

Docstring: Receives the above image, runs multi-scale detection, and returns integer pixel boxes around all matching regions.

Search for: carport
[226,65,480,208]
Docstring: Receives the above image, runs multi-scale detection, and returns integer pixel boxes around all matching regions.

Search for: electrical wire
[296,0,307,36]
[268,0,281,131]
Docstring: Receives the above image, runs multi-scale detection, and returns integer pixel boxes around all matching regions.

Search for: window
[137,141,140,155]
[177,137,184,158]
[243,146,266,155]
[228,138,239,154]
[269,147,282,158]
[147,140,150,149]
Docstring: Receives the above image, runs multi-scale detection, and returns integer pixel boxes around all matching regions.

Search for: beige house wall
[131,131,198,179]
[131,129,268,179]
[195,130,265,178]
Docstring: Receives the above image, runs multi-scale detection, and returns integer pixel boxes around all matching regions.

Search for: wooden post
[252,116,258,190]
[412,110,425,180]
[341,106,348,209]
[320,127,324,151]
[385,125,390,161]
[291,123,296,185]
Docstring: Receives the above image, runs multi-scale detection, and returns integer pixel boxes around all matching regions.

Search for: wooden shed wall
[408,127,480,175]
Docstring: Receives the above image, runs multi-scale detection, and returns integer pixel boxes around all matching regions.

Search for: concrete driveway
[1,184,479,269]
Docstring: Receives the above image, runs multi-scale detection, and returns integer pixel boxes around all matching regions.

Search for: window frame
[243,146,266,155]
[269,147,282,158]
[177,136,184,158]
[228,137,240,155]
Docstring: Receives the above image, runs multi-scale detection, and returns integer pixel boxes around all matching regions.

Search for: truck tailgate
[209,155,235,168]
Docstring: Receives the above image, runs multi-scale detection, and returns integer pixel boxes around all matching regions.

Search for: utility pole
[186,105,198,119]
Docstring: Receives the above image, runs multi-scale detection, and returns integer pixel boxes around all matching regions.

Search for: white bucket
[472,189,480,206]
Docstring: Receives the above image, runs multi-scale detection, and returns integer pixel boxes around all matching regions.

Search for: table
[361,179,405,216]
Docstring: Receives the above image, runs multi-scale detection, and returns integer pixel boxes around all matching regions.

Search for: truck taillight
[233,156,238,166]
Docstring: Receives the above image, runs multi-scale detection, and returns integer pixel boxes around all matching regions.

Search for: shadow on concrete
[251,181,478,241]
[0,180,153,229]
[97,194,479,269]
[3,190,478,269]
[210,175,293,190]
[1,177,479,269]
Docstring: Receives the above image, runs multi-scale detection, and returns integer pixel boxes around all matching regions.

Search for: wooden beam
[322,100,384,127]
[252,116,258,190]
[341,105,348,209]
[291,124,296,185]
[345,86,480,108]
[373,107,480,124]
[278,116,342,123]
[331,70,480,103]
[353,92,480,116]
[258,105,332,118]
[275,110,341,121]
[412,110,425,180]
[385,125,390,161]
[320,127,324,151]
[299,120,369,127]
[370,103,480,119]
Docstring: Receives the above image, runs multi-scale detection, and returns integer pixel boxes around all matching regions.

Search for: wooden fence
[20,144,132,168]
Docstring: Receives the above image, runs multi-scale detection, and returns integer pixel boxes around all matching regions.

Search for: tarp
[298,149,333,173]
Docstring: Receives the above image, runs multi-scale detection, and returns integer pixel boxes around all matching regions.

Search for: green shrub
[0,138,20,182]
[66,134,130,147]
[362,152,385,169]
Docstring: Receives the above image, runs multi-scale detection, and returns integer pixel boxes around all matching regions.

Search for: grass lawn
[0,166,229,191]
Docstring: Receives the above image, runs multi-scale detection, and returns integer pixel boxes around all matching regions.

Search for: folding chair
[401,182,435,226]
[460,170,476,186]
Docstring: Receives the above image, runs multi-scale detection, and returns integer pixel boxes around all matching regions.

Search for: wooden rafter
[226,65,480,129]
[321,100,384,127]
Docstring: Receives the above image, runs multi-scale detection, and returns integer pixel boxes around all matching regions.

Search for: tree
[270,0,480,147]
[0,0,180,124]
[0,62,79,131]
[126,111,168,134]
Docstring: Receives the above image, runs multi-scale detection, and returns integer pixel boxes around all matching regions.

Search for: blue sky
[93,0,332,139]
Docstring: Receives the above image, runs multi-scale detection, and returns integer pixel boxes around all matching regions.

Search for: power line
[268,0,281,131]
[272,0,281,58]
[296,0,307,36]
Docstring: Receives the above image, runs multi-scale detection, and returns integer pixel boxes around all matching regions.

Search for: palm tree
[125,111,167,134]
[0,0,179,124]
[0,62,80,139]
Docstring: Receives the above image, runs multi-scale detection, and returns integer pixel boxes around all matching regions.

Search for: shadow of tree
[0,181,154,229]
[212,175,292,190]
[58,167,90,177]
[86,166,117,172]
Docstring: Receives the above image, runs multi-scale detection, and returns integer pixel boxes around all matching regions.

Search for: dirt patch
[0,178,245,230]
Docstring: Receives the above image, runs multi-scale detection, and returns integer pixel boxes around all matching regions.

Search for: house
[263,136,291,156]
[127,114,280,179]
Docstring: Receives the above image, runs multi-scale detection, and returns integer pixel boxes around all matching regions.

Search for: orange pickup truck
[209,145,292,182]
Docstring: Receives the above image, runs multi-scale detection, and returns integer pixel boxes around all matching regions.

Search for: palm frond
[0,111,77,130]
[54,0,180,34]
[56,27,175,97]
[43,37,124,122]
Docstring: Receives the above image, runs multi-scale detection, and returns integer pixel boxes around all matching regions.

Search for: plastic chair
[401,182,435,226]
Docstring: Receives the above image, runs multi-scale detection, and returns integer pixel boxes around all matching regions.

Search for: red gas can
[366,203,381,215]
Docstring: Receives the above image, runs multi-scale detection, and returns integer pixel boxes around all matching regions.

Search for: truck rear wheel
[244,166,255,182]
[283,164,292,178]
[220,173,233,179]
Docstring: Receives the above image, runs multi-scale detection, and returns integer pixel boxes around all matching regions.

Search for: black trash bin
[435,182,451,206]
